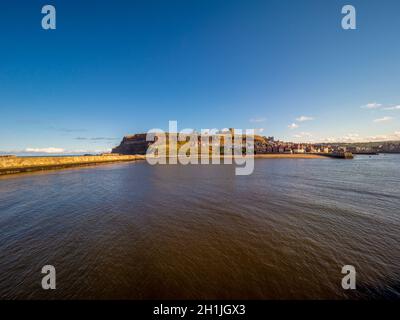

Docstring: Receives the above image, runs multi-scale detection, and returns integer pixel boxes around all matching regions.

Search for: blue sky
[1,0,400,154]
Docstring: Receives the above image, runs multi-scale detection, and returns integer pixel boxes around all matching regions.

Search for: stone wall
[0,155,145,175]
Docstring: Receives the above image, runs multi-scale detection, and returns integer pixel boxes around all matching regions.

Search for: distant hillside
[321,140,400,153]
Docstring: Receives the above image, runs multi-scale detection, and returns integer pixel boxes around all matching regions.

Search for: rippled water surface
[0,155,399,299]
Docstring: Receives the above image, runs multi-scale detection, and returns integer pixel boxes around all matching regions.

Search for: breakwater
[0,155,145,175]
[318,152,354,159]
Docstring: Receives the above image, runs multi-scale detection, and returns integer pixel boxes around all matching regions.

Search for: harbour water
[0,154,399,299]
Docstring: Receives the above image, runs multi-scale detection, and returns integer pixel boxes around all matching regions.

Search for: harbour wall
[0,155,145,175]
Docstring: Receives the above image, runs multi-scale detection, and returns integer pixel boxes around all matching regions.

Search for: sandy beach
[254,154,327,159]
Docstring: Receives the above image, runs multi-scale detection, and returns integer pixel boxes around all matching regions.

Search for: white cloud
[249,117,266,123]
[324,137,337,142]
[383,105,400,110]
[373,116,393,123]
[296,116,314,122]
[288,123,299,129]
[318,131,400,143]
[368,135,390,141]
[341,133,361,142]
[66,148,112,154]
[25,147,65,154]
[293,132,312,138]
[2,147,112,155]
[361,102,382,109]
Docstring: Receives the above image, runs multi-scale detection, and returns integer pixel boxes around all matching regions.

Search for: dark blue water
[0,154,399,299]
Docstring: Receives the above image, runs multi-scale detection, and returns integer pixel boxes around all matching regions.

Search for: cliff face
[112,134,151,155]
[112,133,270,155]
